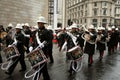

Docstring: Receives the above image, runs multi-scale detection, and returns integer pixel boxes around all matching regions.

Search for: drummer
[0,25,6,63]
[5,24,26,75]
[29,16,51,80]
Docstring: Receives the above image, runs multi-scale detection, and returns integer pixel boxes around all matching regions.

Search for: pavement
[0,44,120,80]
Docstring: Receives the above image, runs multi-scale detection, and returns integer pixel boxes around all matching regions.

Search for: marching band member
[47,25,54,63]
[96,27,107,60]
[5,23,14,47]
[22,23,31,53]
[5,24,26,75]
[107,27,113,54]
[83,25,97,66]
[29,16,51,80]
[60,23,83,74]
[111,26,119,52]
[0,25,6,63]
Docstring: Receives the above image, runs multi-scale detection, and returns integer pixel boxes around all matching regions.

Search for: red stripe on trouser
[114,43,118,50]
[88,55,93,64]
[100,51,104,57]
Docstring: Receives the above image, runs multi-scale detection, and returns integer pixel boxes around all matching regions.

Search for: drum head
[3,45,20,60]
[26,48,47,68]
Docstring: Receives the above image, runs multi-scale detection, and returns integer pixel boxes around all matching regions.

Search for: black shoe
[88,63,92,67]
[19,69,26,72]
[49,61,54,64]
[5,71,11,75]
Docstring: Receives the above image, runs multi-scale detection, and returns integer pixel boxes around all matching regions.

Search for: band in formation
[0,16,120,80]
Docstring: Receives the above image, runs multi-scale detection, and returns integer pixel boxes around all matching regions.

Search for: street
[0,44,120,80]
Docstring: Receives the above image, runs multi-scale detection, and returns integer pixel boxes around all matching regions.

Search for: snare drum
[26,47,47,68]
[68,46,83,60]
[3,45,20,60]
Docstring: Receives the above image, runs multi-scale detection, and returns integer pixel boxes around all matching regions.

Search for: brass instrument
[0,31,7,39]
[81,32,96,44]
[81,25,96,44]
[96,34,106,44]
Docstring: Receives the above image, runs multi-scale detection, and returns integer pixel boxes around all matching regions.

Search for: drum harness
[62,32,84,72]
[25,32,47,80]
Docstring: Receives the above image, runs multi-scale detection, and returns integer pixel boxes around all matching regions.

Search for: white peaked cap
[107,27,112,31]
[66,27,70,30]
[112,26,115,29]
[97,27,102,30]
[88,25,94,29]
[24,23,29,27]
[37,16,47,24]
[8,23,13,27]
[31,25,38,31]
[116,28,118,30]
[15,23,22,29]
[70,23,78,29]
[101,26,105,30]
[47,25,52,30]
[21,23,24,26]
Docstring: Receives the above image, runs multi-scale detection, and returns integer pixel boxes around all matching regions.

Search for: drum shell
[66,48,83,60]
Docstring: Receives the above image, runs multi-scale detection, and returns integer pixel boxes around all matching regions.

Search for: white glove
[8,45,12,47]
[39,43,44,48]
[29,46,33,52]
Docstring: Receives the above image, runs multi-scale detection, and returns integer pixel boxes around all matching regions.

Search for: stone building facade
[115,0,120,27]
[65,0,116,28]
[0,0,48,28]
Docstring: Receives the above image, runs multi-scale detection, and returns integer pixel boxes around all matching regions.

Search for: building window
[116,7,120,14]
[102,9,107,15]
[102,2,107,6]
[86,4,87,8]
[82,5,83,9]
[81,11,83,16]
[94,2,97,7]
[81,19,82,23]
[85,10,87,16]
[102,19,107,27]
[93,19,97,27]
[93,9,97,16]
[85,19,87,23]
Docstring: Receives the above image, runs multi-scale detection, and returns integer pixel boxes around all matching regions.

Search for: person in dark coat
[83,25,97,66]
[107,26,119,54]
[47,25,54,63]
[96,27,107,60]
[112,27,119,52]
[5,24,26,75]
[22,23,31,54]
[29,16,50,80]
